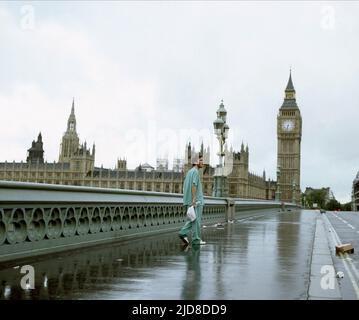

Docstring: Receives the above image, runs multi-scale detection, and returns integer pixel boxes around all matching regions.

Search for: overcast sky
[0,1,358,203]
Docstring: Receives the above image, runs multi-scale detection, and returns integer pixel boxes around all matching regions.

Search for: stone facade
[277,71,302,204]
[1,96,281,200]
[352,172,359,211]
[26,132,44,164]
[183,141,276,199]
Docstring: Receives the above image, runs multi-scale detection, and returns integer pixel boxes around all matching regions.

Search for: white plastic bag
[186,205,196,222]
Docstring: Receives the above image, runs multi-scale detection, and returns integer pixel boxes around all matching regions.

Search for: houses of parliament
[0,73,302,202]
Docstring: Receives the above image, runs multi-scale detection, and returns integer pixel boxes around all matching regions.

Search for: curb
[308,213,342,300]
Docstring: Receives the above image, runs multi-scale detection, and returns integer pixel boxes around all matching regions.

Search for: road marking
[326,218,359,280]
[330,214,355,230]
[323,215,359,299]
[329,232,359,297]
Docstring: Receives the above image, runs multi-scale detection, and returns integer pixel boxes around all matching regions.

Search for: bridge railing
[0,181,299,262]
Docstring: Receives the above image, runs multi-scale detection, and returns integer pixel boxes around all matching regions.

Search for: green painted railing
[0,181,299,262]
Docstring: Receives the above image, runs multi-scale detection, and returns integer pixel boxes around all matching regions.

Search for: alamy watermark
[123,119,238,174]
[20,265,35,290]
[320,6,336,30]
[320,265,335,290]
[20,5,35,30]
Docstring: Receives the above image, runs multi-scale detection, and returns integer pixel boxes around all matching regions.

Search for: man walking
[179,153,206,246]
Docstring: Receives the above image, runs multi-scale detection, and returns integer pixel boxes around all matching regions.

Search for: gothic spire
[67,97,77,132]
[281,70,298,109]
[71,97,75,115]
[285,69,295,92]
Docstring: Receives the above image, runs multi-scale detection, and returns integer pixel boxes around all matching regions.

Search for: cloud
[1,2,359,203]
[0,4,160,169]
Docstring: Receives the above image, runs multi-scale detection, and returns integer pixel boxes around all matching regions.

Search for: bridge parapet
[233,198,298,214]
[0,181,300,262]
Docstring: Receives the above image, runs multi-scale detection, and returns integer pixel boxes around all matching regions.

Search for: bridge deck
[0,209,340,299]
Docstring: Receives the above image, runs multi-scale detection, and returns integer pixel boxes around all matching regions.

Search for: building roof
[281,99,298,109]
[141,163,154,169]
[0,162,70,169]
[285,71,295,91]
[135,163,155,171]
[354,171,359,184]
[91,166,183,179]
[281,71,299,109]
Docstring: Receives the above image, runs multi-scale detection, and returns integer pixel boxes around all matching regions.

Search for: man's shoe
[179,235,189,245]
[199,240,206,245]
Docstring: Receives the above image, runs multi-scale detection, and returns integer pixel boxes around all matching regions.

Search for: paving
[308,216,341,299]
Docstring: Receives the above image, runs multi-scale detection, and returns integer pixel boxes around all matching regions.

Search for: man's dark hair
[192,156,203,167]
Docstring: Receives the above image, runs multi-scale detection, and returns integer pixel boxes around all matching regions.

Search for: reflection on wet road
[324,211,359,299]
[0,209,317,299]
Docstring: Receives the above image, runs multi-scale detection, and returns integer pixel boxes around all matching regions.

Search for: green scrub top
[183,167,204,206]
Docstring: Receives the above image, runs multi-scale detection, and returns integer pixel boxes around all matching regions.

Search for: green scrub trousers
[179,204,203,245]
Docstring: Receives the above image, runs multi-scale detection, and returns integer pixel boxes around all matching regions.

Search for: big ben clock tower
[277,71,302,204]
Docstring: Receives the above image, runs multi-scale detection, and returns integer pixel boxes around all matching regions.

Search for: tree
[325,199,341,211]
[306,189,327,208]
[342,202,352,211]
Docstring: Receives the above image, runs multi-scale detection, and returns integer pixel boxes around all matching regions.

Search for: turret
[59,98,80,162]
[27,132,44,164]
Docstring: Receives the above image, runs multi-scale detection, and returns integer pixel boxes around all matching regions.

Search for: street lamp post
[212,100,229,197]
[292,180,296,204]
[275,165,281,202]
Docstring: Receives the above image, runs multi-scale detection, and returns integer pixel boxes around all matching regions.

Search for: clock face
[282,120,294,131]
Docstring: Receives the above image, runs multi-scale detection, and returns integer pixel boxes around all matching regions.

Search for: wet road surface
[323,211,359,299]
[0,209,318,299]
